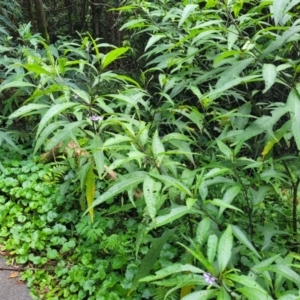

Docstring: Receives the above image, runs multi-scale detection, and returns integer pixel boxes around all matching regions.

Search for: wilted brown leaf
[9,271,19,278]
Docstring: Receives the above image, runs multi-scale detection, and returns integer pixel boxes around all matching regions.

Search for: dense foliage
[1,0,300,299]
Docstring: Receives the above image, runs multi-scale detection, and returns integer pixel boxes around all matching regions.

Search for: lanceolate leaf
[34,121,67,154]
[289,89,300,150]
[9,104,49,119]
[178,240,214,274]
[143,175,162,222]
[196,217,211,247]
[0,81,36,93]
[149,173,193,197]
[149,206,196,229]
[84,171,147,214]
[139,263,203,283]
[101,47,130,69]
[85,164,96,222]
[91,135,104,177]
[236,287,272,300]
[232,225,261,258]
[207,234,218,264]
[262,64,277,93]
[218,185,241,217]
[178,4,198,28]
[36,102,78,138]
[255,264,300,286]
[181,290,218,300]
[217,225,233,273]
[152,130,165,167]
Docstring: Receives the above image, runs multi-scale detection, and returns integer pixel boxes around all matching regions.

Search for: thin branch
[86,0,113,8]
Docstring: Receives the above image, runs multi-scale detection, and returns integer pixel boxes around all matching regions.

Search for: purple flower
[203,273,215,285]
[89,115,102,122]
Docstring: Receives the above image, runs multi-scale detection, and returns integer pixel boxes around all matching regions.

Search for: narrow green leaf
[178,241,214,273]
[251,255,281,273]
[290,89,300,150]
[217,287,231,300]
[44,121,84,151]
[149,173,193,197]
[227,25,239,50]
[85,164,95,222]
[237,287,271,300]
[178,4,198,28]
[101,47,130,69]
[256,265,300,286]
[219,185,241,217]
[23,63,52,76]
[84,171,147,214]
[232,225,261,258]
[217,139,232,159]
[139,263,203,283]
[152,130,165,167]
[150,206,195,229]
[37,103,77,138]
[0,131,18,151]
[9,104,49,119]
[0,81,36,93]
[143,175,162,222]
[145,34,166,51]
[91,135,104,177]
[207,234,218,264]
[262,64,277,93]
[260,26,300,60]
[181,290,218,300]
[196,217,211,247]
[271,0,290,26]
[34,121,66,154]
[227,274,268,294]
[217,225,233,273]
[210,199,243,214]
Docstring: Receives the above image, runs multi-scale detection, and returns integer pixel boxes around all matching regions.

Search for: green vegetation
[1,0,300,299]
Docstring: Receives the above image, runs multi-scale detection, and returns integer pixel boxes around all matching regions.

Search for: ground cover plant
[0,0,300,299]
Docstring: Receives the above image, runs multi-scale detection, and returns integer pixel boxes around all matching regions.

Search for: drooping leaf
[0,81,36,93]
[149,206,196,229]
[9,104,49,119]
[139,263,203,283]
[231,225,261,258]
[210,199,243,214]
[84,171,147,214]
[36,103,78,138]
[101,47,130,69]
[255,264,300,286]
[149,173,193,197]
[34,121,67,154]
[218,185,241,217]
